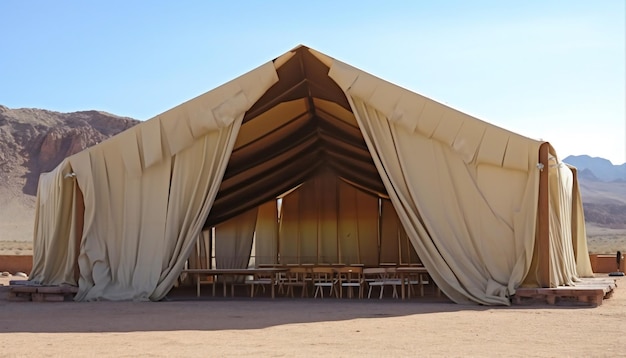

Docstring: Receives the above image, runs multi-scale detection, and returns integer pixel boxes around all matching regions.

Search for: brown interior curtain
[215,207,258,269]
[254,200,279,265]
[278,171,381,265]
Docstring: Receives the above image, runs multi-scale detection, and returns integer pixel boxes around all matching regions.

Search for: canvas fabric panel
[569,167,593,277]
[30,159,80,286]
[330,61,546,304]
[31,61,277,300]
[547,156,581,287]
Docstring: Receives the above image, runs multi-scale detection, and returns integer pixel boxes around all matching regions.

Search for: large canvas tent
[30,45,593,305]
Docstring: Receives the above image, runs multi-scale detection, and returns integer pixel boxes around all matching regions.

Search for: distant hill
[0,105,139,241]
[563,155,626,230]
[563,155,626,182]
[577,179,626,229]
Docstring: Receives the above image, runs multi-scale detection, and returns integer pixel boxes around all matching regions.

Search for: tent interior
[201,46,416,268]
[30,45,593,305]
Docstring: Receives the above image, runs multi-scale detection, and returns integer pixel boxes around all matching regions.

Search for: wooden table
[181,268,288,299]
[395,266,429,300]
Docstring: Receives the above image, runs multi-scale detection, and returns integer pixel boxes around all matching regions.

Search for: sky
[1,1,625,164]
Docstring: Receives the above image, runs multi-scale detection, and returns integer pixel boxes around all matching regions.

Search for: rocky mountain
[0,105,139,241]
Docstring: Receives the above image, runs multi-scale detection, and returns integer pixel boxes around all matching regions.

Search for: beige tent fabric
[31,62,278,301]
[30,159,80,286]
[569,167,594,277]
[70,123,241,301]
[151,126,247,300]
[547,156,583,287]
[215,208,257,269]
[329,62,542,305]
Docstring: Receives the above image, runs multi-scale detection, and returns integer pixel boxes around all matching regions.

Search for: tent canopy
[30,45,592,305]
[208,48,384,227]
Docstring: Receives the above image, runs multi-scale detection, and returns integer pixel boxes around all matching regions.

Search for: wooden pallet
[8,284,79,302]
[513,277,616,306]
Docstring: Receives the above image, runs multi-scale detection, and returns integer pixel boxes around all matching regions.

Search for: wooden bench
[513,278,616,306]
[8,284,78,302]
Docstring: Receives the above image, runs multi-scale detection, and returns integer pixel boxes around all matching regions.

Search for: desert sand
[0,274,625,358]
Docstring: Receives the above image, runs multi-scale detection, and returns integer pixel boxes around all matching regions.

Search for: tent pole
[315,180,319,264]
[377,198,381,266]
[335,179,340,264]
[209,227,214,269]
[537,143,551,287]
[275,199,280,265]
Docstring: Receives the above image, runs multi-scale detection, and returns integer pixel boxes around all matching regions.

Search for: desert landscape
[1,106,626,357]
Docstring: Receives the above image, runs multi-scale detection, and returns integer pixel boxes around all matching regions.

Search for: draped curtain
[547,157,580,286]
[343,95,540,305]
[28,61,278,301]
[70,120,243,301]
[570,167,593,277]
[30,159,80,286]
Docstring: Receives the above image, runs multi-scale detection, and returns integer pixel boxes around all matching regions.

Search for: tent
[30,45,593,305]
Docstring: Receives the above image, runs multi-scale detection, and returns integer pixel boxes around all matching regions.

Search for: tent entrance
[191,167,421,270]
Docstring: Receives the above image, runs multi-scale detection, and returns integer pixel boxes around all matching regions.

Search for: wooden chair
[282,267,310,298]
[336,266,364,299]
[199,273,218,297]
[311,267,337,298]
[245,271,275,298]
[363,267,401,299]
[406,272,432,298]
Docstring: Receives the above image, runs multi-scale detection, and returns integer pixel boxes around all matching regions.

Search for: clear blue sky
[1,1,624,164]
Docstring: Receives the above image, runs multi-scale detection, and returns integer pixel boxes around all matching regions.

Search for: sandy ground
[0,275,625,358]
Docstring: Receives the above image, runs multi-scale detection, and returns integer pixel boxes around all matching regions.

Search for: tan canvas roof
[209,47,383,226]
